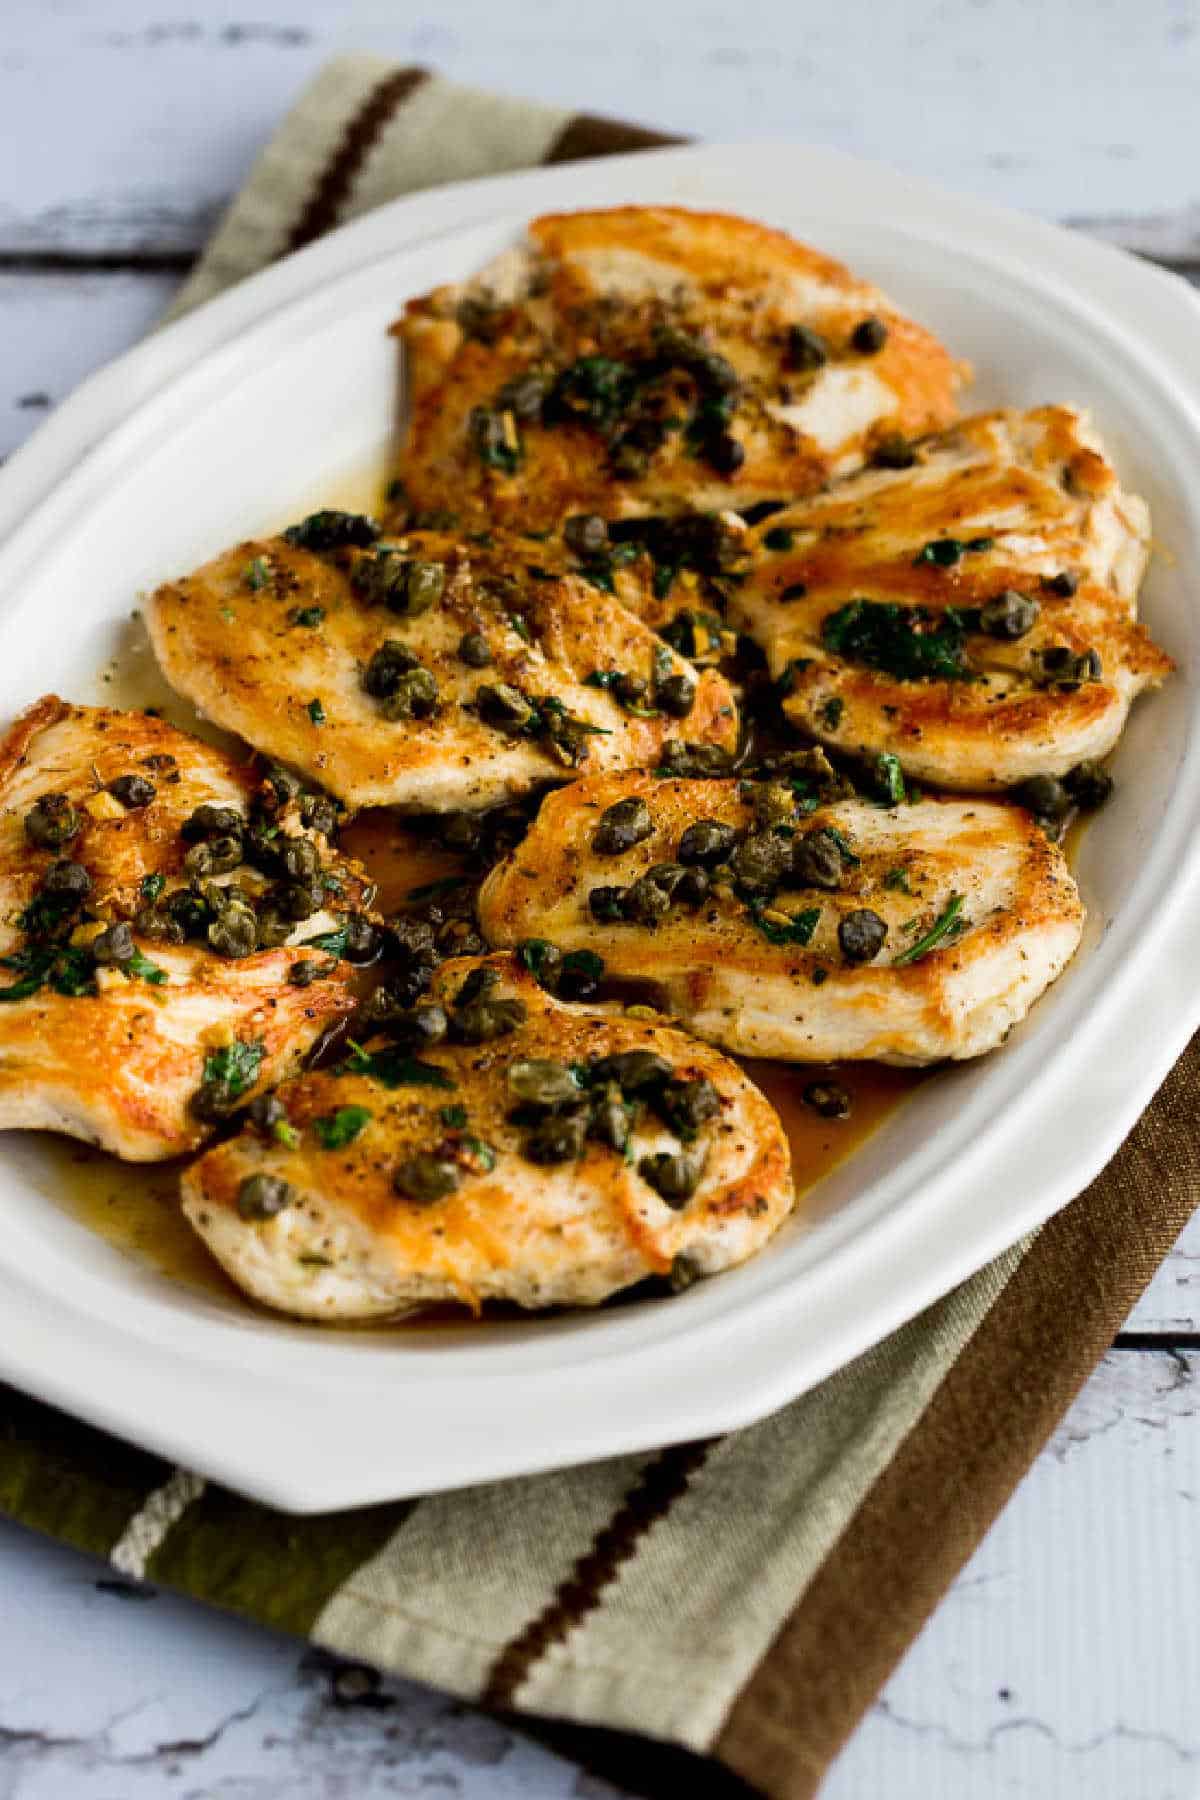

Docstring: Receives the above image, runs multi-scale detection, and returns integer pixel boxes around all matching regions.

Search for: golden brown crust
[478,774,1085,1065]
[182,953,794,1317]
[0,700,362,1158]
[146,530,737,812]
[392,204,964,531]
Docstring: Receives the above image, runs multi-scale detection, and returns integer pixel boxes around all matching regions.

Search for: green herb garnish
[337,1043,455,1090]
[312,1105,372,1149]
[243,556,272,591]
[290,606,325,628]
[440,1104,469,1129]
[883,866,915,894]
[124,947,168,986]
[822,600,972,682]
[748,903,821,947]
[201,1038,264,1100]
[892,893,966,966]
[874,752,907,807]
[140,873,166,903]
[307,699,326,726]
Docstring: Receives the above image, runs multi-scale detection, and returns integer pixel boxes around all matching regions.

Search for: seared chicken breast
[391,205,964,532]
[181,952,793,1319]
[478,771,1084,1065]
[724,407,1169,789]
[0,698,370,1159]
[146,517,737,813]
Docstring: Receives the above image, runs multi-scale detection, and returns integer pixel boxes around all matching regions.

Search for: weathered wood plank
[2,0,1200,256]
[0,271,179,461]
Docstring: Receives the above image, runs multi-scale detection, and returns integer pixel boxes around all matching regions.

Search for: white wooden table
[3,4,1199,1795]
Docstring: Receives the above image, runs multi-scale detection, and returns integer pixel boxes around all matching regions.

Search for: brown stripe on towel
[544,115,683,164]
[483,1437,714,1711]
[715,1030,1200,1800]
[286,66,431,253]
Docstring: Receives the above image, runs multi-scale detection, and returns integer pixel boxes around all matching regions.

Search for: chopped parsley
[336,1043,455,1090]
[140,873,166,904]
[892,893,966,966]
[883,866,915,895]
[124,947,168,986]
[873,752,907,807]
[440,1104,469,1129]
[307,698,326,726]
[822,600,973,682]
[243,556,273,591]
[0,944,96,1003]
[289,606,325,628]
[312,1105,372,1150]
[201,1038,264,1101]
[747,902,821,947]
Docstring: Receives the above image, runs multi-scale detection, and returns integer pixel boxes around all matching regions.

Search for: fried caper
[381,668,440,721]
[786,323,829,370]
[751,781,797,830]
[791,827,848,891]
[282,509,379,552]
[732,831,791,897]
[300,793,339,837]
[802,1081,852,1120]
[563,513,609,557]
[453,994,527,1043]
[979,590,1040,640]
[107,774,156,809]
[587,1085,633,1152]
[361,640,420,698]
[393,1154,461,1204]
[1064,760,1113,810]
[593,795,654,858]
[658,741,734,778]
[851,316,888,354]
[42,859,91,901]
[838,908,888,964]
[24,792,80,850]
[621,867,680,926]
[457,630,493,668]
[638,1148,706,1207]
[587,885,628,923]
[208,902,258,959]
[1014,773,1071,821]
[237,1173,295,1220]
[476,683,535,732]
[654,1077,720,1137]
[181,803,243,841]
[184,835,244,879]
[706,433,745,476]
[508,1058,582,1112]
[247,1092,287,1133]
[654,672,697,719]
[279,836,320,882]
[286,956,321,985]
[591,1049,672,1094]
[341,916,383,966]
[522,1111,587,1165]
[91,921,135,966]
[678,818,737,866]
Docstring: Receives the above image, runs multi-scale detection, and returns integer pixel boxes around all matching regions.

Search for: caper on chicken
[0,698,372,1158]
[725,407,1169,788]
[145,515,737,812]
[181,952,793,1318]
[478,768,1085,1065]
[391,205,963,532]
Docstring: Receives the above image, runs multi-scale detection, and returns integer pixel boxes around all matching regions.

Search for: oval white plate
[1,143,1198,1512]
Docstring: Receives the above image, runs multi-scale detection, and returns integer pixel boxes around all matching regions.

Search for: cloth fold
[4,58,1195,1800]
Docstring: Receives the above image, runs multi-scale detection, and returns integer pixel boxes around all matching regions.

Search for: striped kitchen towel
[5,57,1199,1800]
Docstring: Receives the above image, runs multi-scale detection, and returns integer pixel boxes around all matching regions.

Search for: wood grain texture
[2,0,1199,257]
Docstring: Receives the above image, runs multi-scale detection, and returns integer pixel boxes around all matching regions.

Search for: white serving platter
[1,142,1198,1513]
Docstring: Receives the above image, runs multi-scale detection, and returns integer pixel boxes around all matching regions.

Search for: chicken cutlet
[145,514,737,813]
[181,951,793,1318]
[723,407,1170,789]
[477,769,1085,1065]
[390,205,964,532]
[0,698,375,1159]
